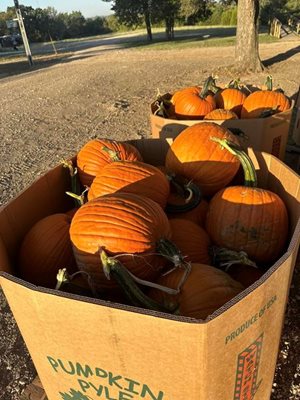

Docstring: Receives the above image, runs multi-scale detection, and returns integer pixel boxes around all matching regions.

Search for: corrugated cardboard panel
[0,275,208,400]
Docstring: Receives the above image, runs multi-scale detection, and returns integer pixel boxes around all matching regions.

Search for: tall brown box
[0,139,299,400]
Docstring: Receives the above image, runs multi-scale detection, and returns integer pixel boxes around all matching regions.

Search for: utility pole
[13,0,33,66]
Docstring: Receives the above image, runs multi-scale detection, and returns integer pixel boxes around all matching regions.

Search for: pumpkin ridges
[165,122,240,196]
[241,90,290,119]
[70,193,172,289]
[204,108,238,120]
[87,161,170,208]
[215,88,247,117]
[77,139,143,187]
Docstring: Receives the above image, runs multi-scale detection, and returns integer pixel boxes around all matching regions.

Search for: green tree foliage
[179,0,210,24]
[260,0,300,24]
[103,0,155,40]
[0,5,111,41]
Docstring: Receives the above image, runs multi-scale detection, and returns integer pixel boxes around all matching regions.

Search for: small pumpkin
[18,213,77,288]
[241,76,290,119]
[167,194,209,226]
[204,108,238,120]
[87,160,170,208]
[169,219,211,264]
[165,122,241,197]
[148,263,244,319]
[70,192,178,290]
[205,138,289,264]
[171,77,216,119]
[76,138,143,187]
[214,88,247,117]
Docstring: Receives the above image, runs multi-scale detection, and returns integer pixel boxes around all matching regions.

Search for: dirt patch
[0,39,300,400]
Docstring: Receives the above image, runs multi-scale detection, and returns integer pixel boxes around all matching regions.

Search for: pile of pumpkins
[154,75,291,120]
[17,119,289,320]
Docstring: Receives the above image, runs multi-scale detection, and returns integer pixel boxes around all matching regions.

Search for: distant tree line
[0,0,298,43]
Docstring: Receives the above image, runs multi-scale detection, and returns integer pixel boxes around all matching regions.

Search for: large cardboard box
[0,139,300,400]
[150,99,293,161]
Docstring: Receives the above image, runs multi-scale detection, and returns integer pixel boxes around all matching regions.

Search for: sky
[0,0,113,18]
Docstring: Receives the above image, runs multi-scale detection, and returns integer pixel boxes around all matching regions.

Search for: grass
[120,33,280,51]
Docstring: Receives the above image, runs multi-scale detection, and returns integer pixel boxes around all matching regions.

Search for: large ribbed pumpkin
[70,192,172,290]
[165,122,240,197]
[76,138,143,187]
[18,213,77,288]
[88,160,170,208]
[148,263,244,320]
[171,86,216,120]
[169,219,211,264]
[206,185,289,264]
[241,90,290,119]
[214,88,247,117]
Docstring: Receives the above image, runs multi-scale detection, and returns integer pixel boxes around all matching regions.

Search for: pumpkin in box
[76,138,143,187]
[165,122,241,197]
[69,192,184,291]
[206,138,289,264]
[87,160,170,208]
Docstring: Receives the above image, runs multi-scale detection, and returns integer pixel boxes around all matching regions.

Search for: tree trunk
[235,0,264,72]
[144,9,152,41]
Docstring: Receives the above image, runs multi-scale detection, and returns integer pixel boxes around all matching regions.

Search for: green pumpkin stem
[61,159,82,207]
[156,238,185,267]
[210,246,257,272]
[165,174,202,213]
[200,75,215,99]
[102,145,122,162]
[265,75,273,91]
[65,187,88,206]
[227,78,241,89]
[100,249,178,313]
[55,268,95,296]
[210,137,257,187]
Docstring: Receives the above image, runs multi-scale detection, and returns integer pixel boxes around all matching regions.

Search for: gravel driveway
[0,38,300,400]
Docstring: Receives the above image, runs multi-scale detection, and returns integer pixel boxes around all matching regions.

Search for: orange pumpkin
[69,193,174,290]
[171,78,216,119]
[165,122,240,197]
[169,219,211,264]
[148,263,244,319]
[241,77,290,119]
[214,88,247,117]
[87,160,170,208]
[204,108,238,120]
[18,213,77,288]
[167,194,209,226]
[206,138,289,264]
[76,138,143,187]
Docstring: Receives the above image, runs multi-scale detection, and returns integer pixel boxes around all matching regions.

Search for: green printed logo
[47,356,165,399]
[233,333,263,400]
[60,389,91,399]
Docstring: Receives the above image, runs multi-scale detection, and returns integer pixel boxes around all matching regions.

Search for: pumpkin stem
[265,75,273,91]
[102,145,121,162]
[165,174,202,213]
[259,106,280,118]
[210,137,257,187]
[200,75,216,99]
[156,238,186,268]
[227,78,242,90]
[55,268,95,296]
[61,159,82,207]
[65,187,88,206]
[100,249,179,313]
[210,246,257,272]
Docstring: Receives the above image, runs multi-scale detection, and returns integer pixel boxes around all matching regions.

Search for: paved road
[0,27,238,59]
